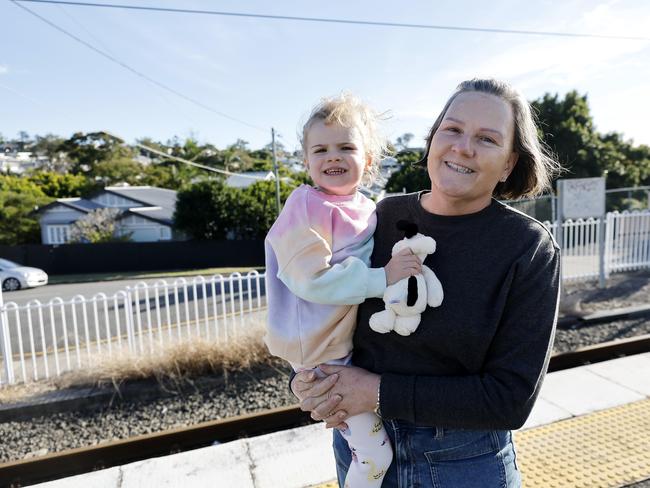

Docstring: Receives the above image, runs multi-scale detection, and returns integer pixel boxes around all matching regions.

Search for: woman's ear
[505,152,519,177]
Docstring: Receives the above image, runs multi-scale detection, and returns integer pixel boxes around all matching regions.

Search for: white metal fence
[0,271,266,387]
[2,210,650,387]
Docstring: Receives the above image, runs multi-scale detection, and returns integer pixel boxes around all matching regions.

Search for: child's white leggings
[294,357,393,488]
[339,411,393,488]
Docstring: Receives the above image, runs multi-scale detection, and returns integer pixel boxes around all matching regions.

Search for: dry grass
[0,316,286,404]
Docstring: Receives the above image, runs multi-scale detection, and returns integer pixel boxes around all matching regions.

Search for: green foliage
[174,178,297,240]
[61,132,133,175]
[27,171,93,198]
[68,208,131,243]
[92,157,143,185]
[0,175,52,245]
[385,149,428,193]
[532,91,650,189]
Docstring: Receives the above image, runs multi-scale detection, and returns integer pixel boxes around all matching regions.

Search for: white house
[0,152,49,174]
[38,186,179,244]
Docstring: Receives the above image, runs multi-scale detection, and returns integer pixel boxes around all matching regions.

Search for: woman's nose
[452,134,474,156]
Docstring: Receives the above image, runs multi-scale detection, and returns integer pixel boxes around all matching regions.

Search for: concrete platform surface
[34,353,650,488]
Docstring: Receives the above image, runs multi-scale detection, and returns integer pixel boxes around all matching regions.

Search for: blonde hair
[420,78,562,199]
[301,93,390,186]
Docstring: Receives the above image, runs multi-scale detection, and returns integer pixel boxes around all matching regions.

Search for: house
[0,151,49,174]
[225,171,275,189]
[38,186,180,244]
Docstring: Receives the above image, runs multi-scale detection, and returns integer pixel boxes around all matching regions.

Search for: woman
[291,78,562,487]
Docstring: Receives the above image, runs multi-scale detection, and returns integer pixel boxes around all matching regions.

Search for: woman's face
[426,91,518,215]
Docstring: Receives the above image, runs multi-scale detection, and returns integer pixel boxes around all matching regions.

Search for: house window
[160,227,171,240]
[48,225,71,244]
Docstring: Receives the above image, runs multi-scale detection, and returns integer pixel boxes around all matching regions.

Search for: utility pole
[271,128,281,216]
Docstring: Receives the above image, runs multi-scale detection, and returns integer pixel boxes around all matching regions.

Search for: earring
[500,176,508,183]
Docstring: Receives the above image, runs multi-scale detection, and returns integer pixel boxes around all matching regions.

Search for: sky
[1,0,649,153]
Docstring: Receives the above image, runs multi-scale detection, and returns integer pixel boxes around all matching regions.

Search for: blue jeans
[333,419,521,487]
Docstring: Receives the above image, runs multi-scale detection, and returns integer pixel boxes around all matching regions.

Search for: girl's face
[305,120,369,196]
[426,91,518,215]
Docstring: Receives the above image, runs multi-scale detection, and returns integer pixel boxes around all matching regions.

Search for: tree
[32,134,67,171]
[91,157,143,185]
[384,149,428,193]
[60,132,130,174]
[68,208,131,243]
[174,180,237,240]
[174,178,297,240]
[533,91,650,189]
[0,175,52,245]
[395,133,414,151]
[27,171,94,198]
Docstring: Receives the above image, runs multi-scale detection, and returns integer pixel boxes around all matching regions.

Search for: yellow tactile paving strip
[515,399,650,488]
[310,399,650,488]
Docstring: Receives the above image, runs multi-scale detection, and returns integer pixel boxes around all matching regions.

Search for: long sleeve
[266,186,386,305]
[264,185,385,367]
[380,236,560,430]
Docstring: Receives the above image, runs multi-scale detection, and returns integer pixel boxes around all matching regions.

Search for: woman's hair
[301,93,390,186]
[419,78,561,199]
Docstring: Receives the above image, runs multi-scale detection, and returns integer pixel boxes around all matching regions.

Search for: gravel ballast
[1,271,650,465]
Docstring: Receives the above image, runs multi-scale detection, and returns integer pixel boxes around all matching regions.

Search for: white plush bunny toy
[369,220,443,336]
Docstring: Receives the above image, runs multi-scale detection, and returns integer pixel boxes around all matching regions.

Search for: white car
[0,258,48,292]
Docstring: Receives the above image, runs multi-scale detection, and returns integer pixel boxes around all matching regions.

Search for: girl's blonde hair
[301,93,390,186]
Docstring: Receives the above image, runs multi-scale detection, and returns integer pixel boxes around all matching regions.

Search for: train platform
[33,352,650,488]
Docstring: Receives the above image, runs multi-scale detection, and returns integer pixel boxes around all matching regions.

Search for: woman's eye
[444,127,460,133]
[480,136,496,144]
[313,148,325,153]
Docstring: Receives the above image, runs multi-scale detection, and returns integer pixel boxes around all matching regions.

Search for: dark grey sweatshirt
[354,192,560,430]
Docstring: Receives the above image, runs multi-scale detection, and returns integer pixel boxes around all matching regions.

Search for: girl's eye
[313,148,325,153]
[480,136,496,144]
[444,127,461,133]
[342,146,355,151]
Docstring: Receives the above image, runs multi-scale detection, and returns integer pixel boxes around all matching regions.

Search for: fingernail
[334,395,342,401]
[332,373,339,380]
[338,412,345,419]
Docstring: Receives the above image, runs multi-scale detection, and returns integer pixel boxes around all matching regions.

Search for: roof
[225,171,274,189]
[121,206,174,226]
[37,198,103,215]
[103,186,177,209]
[38,186,177,227]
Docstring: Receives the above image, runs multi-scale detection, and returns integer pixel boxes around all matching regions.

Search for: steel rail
[2,333,650,487]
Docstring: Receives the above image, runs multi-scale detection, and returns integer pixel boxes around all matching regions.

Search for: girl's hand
[384,248,422,285]
[291,370,347,425]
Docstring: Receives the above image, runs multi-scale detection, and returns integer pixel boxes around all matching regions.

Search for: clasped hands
[291,364,380,429]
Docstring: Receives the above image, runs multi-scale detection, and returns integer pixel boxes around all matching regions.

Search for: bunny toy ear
[396,220,419,238]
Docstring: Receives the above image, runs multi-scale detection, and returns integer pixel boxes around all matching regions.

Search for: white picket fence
[0,271,266,387]
[2,210,650,387]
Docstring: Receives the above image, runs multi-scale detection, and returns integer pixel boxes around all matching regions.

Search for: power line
[10,1,268,133]
[102,130,268,180]
[14,0,650,42]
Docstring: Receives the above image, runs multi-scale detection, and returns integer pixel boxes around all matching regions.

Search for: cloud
[0,65,8,75]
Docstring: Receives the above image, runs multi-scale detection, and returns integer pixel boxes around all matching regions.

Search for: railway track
[2,308,650,488]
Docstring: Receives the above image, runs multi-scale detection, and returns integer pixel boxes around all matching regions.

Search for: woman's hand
[291,370,347,426]
[384,248,422,285]
[311,364,380,429]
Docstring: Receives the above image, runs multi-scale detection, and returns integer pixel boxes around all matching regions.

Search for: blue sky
[1,0,649,152]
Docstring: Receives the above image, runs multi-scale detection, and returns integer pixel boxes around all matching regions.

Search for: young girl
[264,94,421,488]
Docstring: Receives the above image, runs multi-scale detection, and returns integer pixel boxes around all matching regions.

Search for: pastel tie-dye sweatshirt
[264,185,387,368]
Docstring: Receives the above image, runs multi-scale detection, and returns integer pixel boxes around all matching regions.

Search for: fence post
[0,287,15,385]
[598,216,607,288]
[124,287,136,353]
